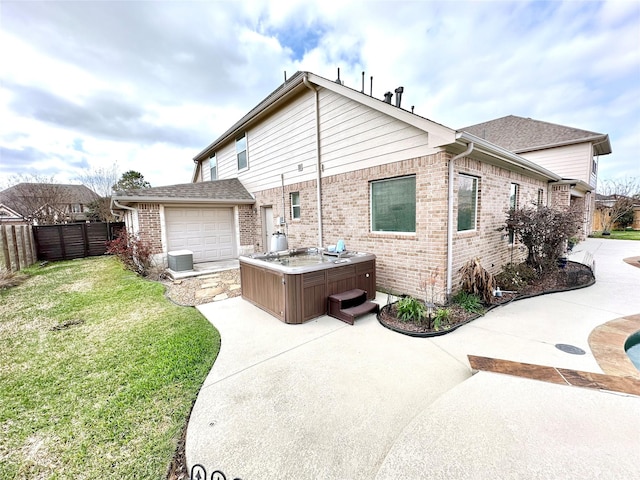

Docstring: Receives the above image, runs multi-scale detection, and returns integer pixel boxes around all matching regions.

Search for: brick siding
[136,203,163,254]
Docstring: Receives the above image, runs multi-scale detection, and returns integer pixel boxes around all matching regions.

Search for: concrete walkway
[186,239,640,479]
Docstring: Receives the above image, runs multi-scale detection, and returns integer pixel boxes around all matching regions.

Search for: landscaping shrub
[495,262,537,291]
[106,229,154,276]
[433,307,451,331]
[504,205,582,272]
[459,258,495,304]
[396,296,426,323]
[452,291,485,313]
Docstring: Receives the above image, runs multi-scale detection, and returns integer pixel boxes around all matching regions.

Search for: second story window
[210,154,217,180]
[236,133,247,171]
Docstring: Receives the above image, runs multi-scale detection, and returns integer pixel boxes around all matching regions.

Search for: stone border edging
[377,261,595,338]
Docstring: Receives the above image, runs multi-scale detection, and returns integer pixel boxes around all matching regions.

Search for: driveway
[186,238,640,479]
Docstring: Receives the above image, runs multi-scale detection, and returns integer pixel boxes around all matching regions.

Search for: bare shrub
[105,230,154,276]
[0,268,28,289]
[459,258,495,304]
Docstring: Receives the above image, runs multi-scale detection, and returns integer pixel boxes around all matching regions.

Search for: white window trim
[236,133,248,172]
[457,174,478,233]
[290,192,301,220]
[209,153,217,180]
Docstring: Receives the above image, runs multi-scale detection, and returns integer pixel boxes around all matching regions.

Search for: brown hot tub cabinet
[239,251,376,324]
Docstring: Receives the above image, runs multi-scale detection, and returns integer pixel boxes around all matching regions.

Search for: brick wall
[136,203,163,254]
[244,152,549,299]
[237,204,256,247]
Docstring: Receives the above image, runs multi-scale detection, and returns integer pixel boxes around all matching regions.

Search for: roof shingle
[112,178,254,203]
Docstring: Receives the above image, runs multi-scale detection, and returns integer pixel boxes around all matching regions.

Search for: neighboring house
[461,115,611,238]
[112,71,612,299]
[593,194,640,231]
[0,183,99,225]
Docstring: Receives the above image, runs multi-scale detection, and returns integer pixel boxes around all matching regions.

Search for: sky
[1,0,639,191]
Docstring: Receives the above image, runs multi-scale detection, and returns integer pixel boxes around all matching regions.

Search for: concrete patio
[186,238,640,479]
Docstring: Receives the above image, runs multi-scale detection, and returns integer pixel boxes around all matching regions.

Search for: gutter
[446,142,474,298]
[110,198,137,222]
[303,74,324,248]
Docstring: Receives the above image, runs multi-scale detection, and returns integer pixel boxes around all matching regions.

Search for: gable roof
[460,115,612,156]
[111,178,254,205]
[0,183,99,217]
[192,70,457,164]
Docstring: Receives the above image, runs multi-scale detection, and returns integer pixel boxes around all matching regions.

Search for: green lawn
[590,230,640,240]
[0,256,220,479]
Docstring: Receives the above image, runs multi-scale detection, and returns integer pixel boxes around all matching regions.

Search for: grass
[590,230,640,240]
[0,256,220,479]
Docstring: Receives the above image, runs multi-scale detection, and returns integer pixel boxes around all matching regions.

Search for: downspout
[303,74,323,248]
[446,142,474,299]
[111,199,138,232]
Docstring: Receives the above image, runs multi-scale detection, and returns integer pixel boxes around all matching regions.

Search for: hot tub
[240,248,376,324]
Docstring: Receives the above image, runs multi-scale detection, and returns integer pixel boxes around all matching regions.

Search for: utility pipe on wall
[446,142,474,298]
[303,74,323,248]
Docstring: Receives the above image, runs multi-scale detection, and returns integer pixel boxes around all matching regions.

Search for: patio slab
[186,238,640,479]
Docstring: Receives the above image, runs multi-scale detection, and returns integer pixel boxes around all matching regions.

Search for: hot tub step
[328,289,379,325]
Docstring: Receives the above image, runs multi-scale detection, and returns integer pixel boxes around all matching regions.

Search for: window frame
[370,175,416,234]
[236,133,248,171]
[456,174,479,233]
[209,153,217,180]
[508,183,519,243]
[290,191,301,220]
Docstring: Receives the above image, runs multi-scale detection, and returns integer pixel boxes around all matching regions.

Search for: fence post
[10,225,21,271]
[30,225,37,262]
[19,226,28,268]
[1,225,10,270]
[23,225,34,266]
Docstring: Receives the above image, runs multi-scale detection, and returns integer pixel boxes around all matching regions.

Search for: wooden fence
[33,222,124,262]
[0,224,37,272]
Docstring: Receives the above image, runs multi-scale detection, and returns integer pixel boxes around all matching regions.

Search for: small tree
[113,171,151,191]
[76,165,121,222]
[505,205,582,273]
[596,177,639,233]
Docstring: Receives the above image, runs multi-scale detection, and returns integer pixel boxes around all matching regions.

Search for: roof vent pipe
[383,91,393,103]
[370,76,373,96]
[394,86,404,107]
[411,106,415,114]
[361,71,365,93]
[284,71,287,82]
[335,67,342,85]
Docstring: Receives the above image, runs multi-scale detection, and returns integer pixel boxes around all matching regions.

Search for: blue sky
[1,0,638,188]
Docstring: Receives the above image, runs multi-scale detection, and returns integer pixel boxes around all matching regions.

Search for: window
[290,192,300,220]
[371,176,416,233]
[508,183,519,243]
[236,133,247,170]
[537,188,544,208]
[209,154,217,180]
[71,204,82,213]
[457,175,478,232]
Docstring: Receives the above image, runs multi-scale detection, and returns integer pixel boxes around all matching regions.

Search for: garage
[165,207,235,262]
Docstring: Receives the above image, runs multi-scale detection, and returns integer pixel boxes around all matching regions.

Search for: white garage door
[165,207,235,262]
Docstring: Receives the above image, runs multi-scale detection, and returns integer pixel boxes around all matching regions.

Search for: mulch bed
[378,261,595,338]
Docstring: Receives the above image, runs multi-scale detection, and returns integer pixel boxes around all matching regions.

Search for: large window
[508,183,519,243]
[209,154,217,180]
[457,175,478,232]
[290,192,300,220]
[236,133,247,170]
[371,176,416,233]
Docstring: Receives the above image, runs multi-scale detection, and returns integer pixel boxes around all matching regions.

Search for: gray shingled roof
[112,178,254,204]
[460,115,611,155]
[0,183,99,216]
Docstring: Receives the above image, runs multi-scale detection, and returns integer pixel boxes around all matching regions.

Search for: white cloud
[1,0,638,190]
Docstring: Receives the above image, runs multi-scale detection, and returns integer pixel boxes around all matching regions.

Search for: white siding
[210,87,445,192]
[201,158,211,182]
[318,90,438,176]
[521,143,592,183]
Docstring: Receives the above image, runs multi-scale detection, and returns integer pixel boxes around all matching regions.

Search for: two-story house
[111,71,611,299]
